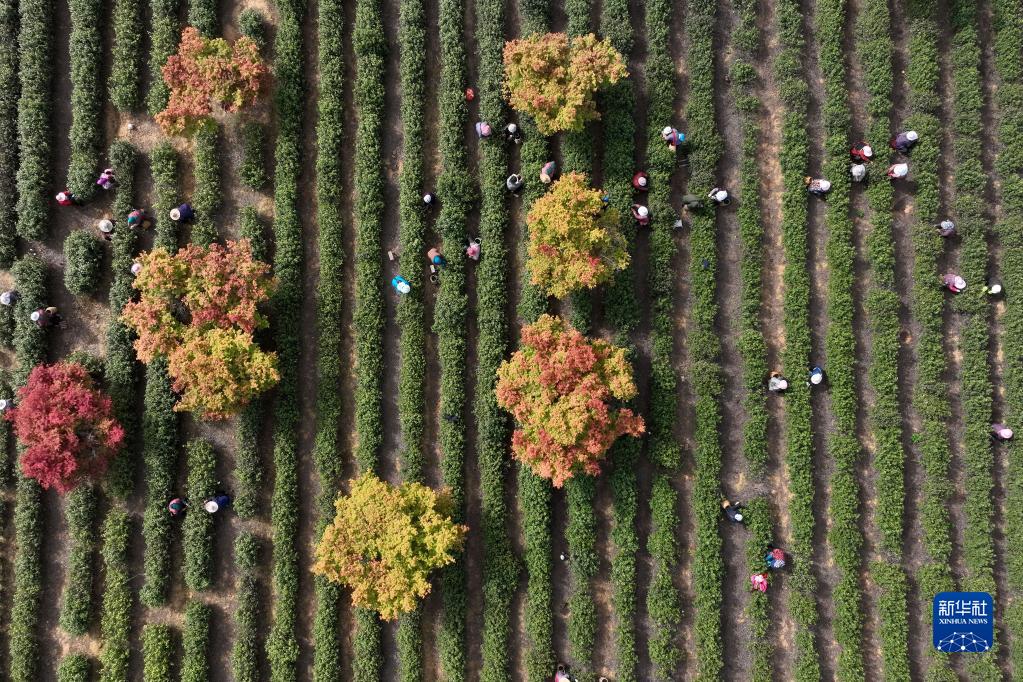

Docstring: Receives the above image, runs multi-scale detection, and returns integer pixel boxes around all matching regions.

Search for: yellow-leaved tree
[527,172,629,298]
[503,32,627,135]
[313,473,467,620]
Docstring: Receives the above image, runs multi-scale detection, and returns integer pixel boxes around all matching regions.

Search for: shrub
[109,0,143,110]
[238,9,266,49]
[146,0,181,116]
[122,240,278,419]
[183,439,216,591]
[525,172,628,298]
[240,122,268,190]
[314,473,467,619]
[503,32,626,135]
[57,655,90,682]
[63,230,104,294]
[67,0,102,200]
[232,532,264,681]
[141,624,174,682]
[182,601,211,682]
[98,509,131,682]
[15,0,53,241]
[58,484,97,634]
[497,314,644,486]
[187,0,216,36]
[0,0,18,265]
[157,28,269,135]
[191,124,220,246]
[7,362,124,492]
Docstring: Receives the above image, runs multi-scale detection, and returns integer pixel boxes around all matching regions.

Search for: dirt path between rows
[840,0,884,672]
[976,0,1011,673]
[710,0,754,677]
[755,0,795,676]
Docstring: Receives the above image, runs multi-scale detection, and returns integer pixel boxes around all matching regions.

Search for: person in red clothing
[632,171,649,191]
[850,142,874,162]
[631,204,650,226]
[56,190,75,206]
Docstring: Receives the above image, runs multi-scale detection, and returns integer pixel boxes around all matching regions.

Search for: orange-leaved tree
[6,362,125,493]
[122,239,278,419]
[156,27,269,135]
[313,472,467,620]
[503,32,627,135]
[526,171,629,298]
[496,314,644,486]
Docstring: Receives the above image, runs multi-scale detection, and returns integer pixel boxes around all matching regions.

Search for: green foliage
[151,142,179,251]
[0,0,19,265]
[265,0,306,674]
[240,122,268,190]
[98,509,131,682]
[192,124,221,246]
[232,532,264,682]
[57,655,91,682]
[67,0,102,200]
[58,485,97,634]
[238,9,266,49]
[182,601,212,682]
[187,0,217,36]
[183,439,216,591]
[146,0,181,116]
[110,0,143,110]
[15,0,52,240]
[141,624,174,682]
[63,229,104,295]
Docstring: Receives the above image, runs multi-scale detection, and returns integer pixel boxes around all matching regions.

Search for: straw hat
[30,311,40,321]
[906,130,919,141]
[204,500,219,513]
[637,206,649,217]
[170,208,181,221]
[98,219,114,233]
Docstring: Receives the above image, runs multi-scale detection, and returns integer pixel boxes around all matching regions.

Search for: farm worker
[0,290,19,306]
[850,142,874,162]
[768,371,788,392]
[0,399,9,412]
[127,208,151,229]
[887,163,909,179]
[943,273,966,293]
[709,187,730,206]
[722,498,744,523]
[555,664,571,682]
[850,163,867,183]
[475,121,492,139]
[97,218,115,241]
[504,123,523,144]
[423,193,436,206]
[96,168,117,190]
[465,238,481,261]
[992,423,1014,441]
[984,280,1004,296]
[631,204,650,226]
[170,203,195,222]
[890,130,919,153]
[540,161,557,184]
[428,247,446,267]
[805,177,831,196]
[506,173,524,193]
[600,193,611,210]
[131,262,143,276]
[938,219,956,237]
[168,498,187,516]
[392,275,411,295]
[632,171,649,191]
[465,87,475,101]
[56,190,75,206]
[809,366,825,386]
[681,193,704,211]
[203,492,232,514]
[31,306,62,328]
[942,273,966,293]
[661,126,685,151]
[765,545,786,569]
[750,572,769,593]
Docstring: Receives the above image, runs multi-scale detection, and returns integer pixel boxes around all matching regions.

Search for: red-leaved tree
[122,239,278,419]
[496,314,644,486]
[6,362,125,493]
[156,27,269,135]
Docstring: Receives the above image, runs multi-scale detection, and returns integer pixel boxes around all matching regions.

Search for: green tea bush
[67,0,102,200]
[0,0,18,264]
[98,509,131,682]
[15,0,53,240]
[109,0,143,110]
[146,0,181,116]
[240,122,268,190]
[58,484,97,634]
[191,124,220,247]
[182,601,211,682]
[238,9,266,49]
[141,624,174,682]
[57,655,90,682]
[63,230,104,295]
[232,532,264,681]
[183,439,216,591]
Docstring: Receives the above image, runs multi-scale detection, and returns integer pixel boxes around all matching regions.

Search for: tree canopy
[6,362,124,493]
[526,172,629,298]
[496,314,645,486]
[313,473,467,620]
[122,239,278,419]
[156,27,269,135]
[503,32,627,135]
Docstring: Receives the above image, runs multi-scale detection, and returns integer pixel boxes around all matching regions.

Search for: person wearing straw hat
[96,168,117,191]
[984,279,1004,297]
[506,173,524,194]
[631,204,650,226]
[540,161,557,184]
[55,190,75,206]
[31,306,62,328]
[992,423,1014,442]
[708,187,730,206]
[943,273,966,293]
[768,371,789,393]
[722,498,744,523]
[422,192,436,207]
[632,171,649,191]
[938,219,956,237]
[805,176,832,196]
[169,203,195,223]
[0,289,19,306]
[808,366,825,387]
[661,126,685,152]
[0,398,10,413]
[97,218,115,241]
[850,163,867,183]
[475,121,492,139]
[890,130,919,153]
[850,142,875,162]
[887,162,909,179]
[203,491,231,514]
[504,122,523,144]
[131,262,143,277]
